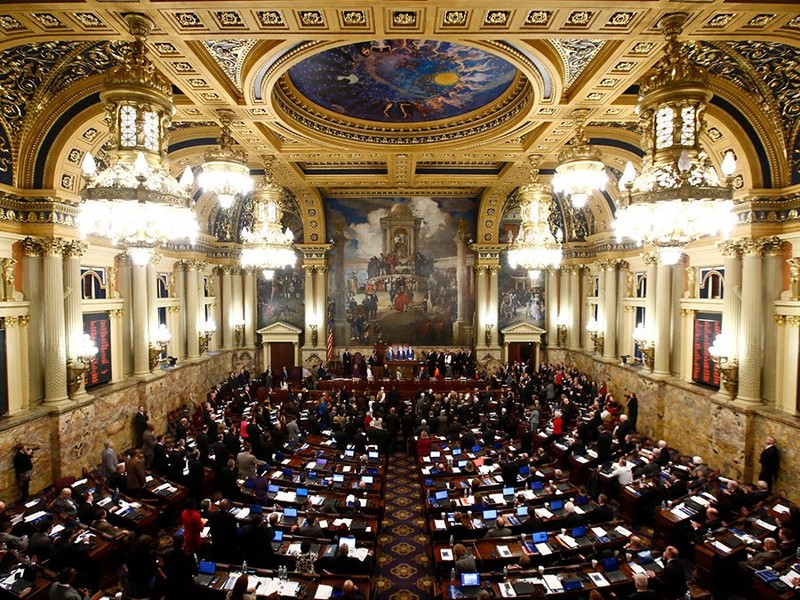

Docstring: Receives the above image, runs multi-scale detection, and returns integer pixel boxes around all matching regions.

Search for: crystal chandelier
[506,168,562,280]
[240,167,296,280]
[552,108,608,209]
[199,111,253,209]
[79,14,198,267]
[613,12,737,264]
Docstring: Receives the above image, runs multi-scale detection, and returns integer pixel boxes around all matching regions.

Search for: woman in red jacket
[551,412,563,436]
[416,431,432,457]
[181,498,204,554]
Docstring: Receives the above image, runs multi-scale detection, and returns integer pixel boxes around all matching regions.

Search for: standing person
[759,436,780,493]
[13,443,33,501]
[342,348,352,377]
[627,392,639,431]
[181,499,203,555]
[101,440,118,479]
[134,405,148,448]
[141,424,156,469]
[125,449,147,497]
[161,535,197,600]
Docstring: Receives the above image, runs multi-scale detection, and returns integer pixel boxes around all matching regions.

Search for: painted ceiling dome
[272,39,532,146]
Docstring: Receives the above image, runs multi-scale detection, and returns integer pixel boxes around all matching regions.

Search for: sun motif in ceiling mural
[286,39,518,123]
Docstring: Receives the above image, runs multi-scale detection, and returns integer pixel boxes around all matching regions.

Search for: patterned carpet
[375,453,434,600]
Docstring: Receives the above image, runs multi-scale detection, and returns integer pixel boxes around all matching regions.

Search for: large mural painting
[498,221,546,332]
[326,197,476,347]
[286,40,518,123]
[256,251,305,330]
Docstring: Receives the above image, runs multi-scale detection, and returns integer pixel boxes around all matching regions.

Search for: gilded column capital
[761,236,785,257]
[174,259,188,272]
[166,306,181,314]
[642,251,660,266]
[213,265,230,276]
[685,266,697,299]
[718,240,742,258]
[475,264,490,274]
[302,265,316,274]
[186,259,206,272]
[20,237,43,257]
[3,316,18,327]
[108,309,124,318]
[488,265,501,275]
[38,237,65,257]
[774,314,786,326]
[116,253,131,267]
[316,265,329,275]
[18,315,30,327]
[623,305,636,313]
[595,259,612,271]
[62,240,87,259]
[680,308,695,317]
[786,316,800,328]
[739,237,768,257]
[615,259,629,271]
[148,252,162,267]
[560,265,574,275]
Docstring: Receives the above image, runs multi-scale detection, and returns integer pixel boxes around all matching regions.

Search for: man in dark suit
[342,349,352,377]
[208,499,241,564]
[320,543,372,575]
[647,546,687,599]
[134,405,148,448]
[597,428,614,463]
[758,436,779,492]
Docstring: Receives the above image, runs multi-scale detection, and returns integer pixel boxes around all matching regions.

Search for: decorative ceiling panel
[551,39,606,88]
[200,39,257,91]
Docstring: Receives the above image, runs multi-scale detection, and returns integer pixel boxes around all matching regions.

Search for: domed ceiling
[273,39,531,146]
[285,40,518,123]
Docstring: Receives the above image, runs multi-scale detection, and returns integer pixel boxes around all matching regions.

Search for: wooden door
[271,342,295,374]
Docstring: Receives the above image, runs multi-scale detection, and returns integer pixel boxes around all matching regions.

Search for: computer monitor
[530,481,543,490]
[572,526,587,538]
[268,484,280,493]
[457,460,468,468]
[362,475,374,484]
[333,473,345,482]
[250,505,263,514]
[296,488,308,497]
[483,509,497,521]
[460,573,480,587]
[435,490,449,501]
[472,445,481,453]
[316,458,327,465]
[282,468,293,477]
[284,508,297,518]
[503,487,514,496]
[198,561,216,575]
[519,466,530,476]
[532,532,548,544]
[339,536,356,549]
[452,448,462,456]
[550,500,564,511]
[273,530,283,542]
[430,451,441,458]
[368,452,379,460]
[344,450,355,458]
[603,557,619,571]
[517,506,529,517]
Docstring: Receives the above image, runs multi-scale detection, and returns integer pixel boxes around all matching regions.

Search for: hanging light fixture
[552,108,608,209]
[506,163,562,280]
[79,14,198,267]
[240,165,296,280]
[199,111,253,209]
[613,12,737,265]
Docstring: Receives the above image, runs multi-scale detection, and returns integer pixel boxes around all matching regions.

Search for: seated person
[646,546,687,599]
[52,488,78,517]
[739,537,781,571]
[485,516,512,538]
[453,543,476,573]
[319,543,372,575]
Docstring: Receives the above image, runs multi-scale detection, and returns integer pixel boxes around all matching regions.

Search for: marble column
[454,226,469,344]
[475,265,488,348]
[653,261,672,377]
[185,261,201,359]
[332,227,348,344]
[303,265,316,347]
[670,259,684,376]
[315,267,328,347]
[643,253,658,342]
[582,269,594,352]
[40,237,69,405]
[761,239,784,403]
[117,254,133,376]
[243,268,256,347]
[547,267,559,346]
[175,262,186,359]
[569,267,581,351]
[108,309,125,384]
[63,241,87,397]
[602,260,621,361]
[4,316,30,415]
[736,238,766,405]
[775,316,800,414]
[21,238,43,404]
[718,240,742,351]
[220,266,234,350]
[487,265,500,347]
[231,268,243,347]
[146,256,160,340]
[131,260,149,377]
[558,267,570,347]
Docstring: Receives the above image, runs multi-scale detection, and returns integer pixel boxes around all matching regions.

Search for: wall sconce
[586,318,604,355]
[309,323,318,347]
[708,333,738,397]
[149,324,171,370]
[234,319,245,347]
[632,323,655,370]
[556,315,568,347]
[199,319,216,354]
[484,323,494,347]
[67,334,98,395]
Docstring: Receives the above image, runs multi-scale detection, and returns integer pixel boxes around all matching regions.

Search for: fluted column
[243,268,256,347]
[231,268,243,347]
[146,255,160,341]
[547,267,559,346]
[475,265,488,348]
[174,262,186,359]
[718,240,742,352]
[117,254,133,376]
[602,260,622,360]
[558,267,571,347]
[454,225,469,343]
[736,238,767,405]
[185,260,201,359]
[582,269,594,352]
[315,266,328,347]
[643,253,658,341]
[219,266,234,350]
[131,260,149,377]
[41,237,69,405]
[761,239,784,403]
[303,265,316,347]
[568,267,581,350]
[670,259,684,375]
[653,261,672,377]
[63,241,87,397]
[21,238,44,404]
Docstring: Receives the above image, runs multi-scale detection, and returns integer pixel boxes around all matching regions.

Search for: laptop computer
[530,480,543,491]
[194,561,217,586]
[282,507,298,525]
[296,488,309,499]
[512,581,538,595]
[483,509,497,521]
[431,451,441,459]
[549,499,565,515]
[533,531,552,555]
[368,451,379,461]
[561,578,583,591]
[271,529,284,551]
[267,484,280,499]
[502,487,515,498]
[344,450,355,458]
[603,558,628,583]
[457,460,468,468]
[333,473,345,487]
[459,573,482,598]
[362,475,374,485]
[452,448,462,456]
[435,490,449,502]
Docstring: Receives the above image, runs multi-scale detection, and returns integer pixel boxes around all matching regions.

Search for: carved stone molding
[20,237,43,257]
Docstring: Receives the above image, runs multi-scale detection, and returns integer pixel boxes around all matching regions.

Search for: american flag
[326,327,333,362]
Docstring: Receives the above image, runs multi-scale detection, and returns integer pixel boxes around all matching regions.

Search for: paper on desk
[333,518,353,527]
[774,503,791,515]
[559,535,578,549]
[307,461,318,470]
[24,510,47,522]
[275,491,295,503]
[315,583,333,598]
[434,519,447,530]
[351,547,370,561]
[534,508,553,519]
[629,563,646,575]
[591,527,607,537]
[497,545,512,557]
[712,540,732,554]
[543,574,563,593]
[589,572,609,587]
[287,542,303,555]
[615,525,632,537]
[574,456,590,463]
[318,520,328,529]
[573,505,584,514]
[201,527,210,538]
[499,582,516,597]
[490,493,506,504]
[534,471,544,478]
[670,505,687,518]
[282,458,291,465]
[440,548,454,560]
[756,519,778,532]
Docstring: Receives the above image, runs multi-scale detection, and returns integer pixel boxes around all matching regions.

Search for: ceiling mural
[285,39,519,123]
